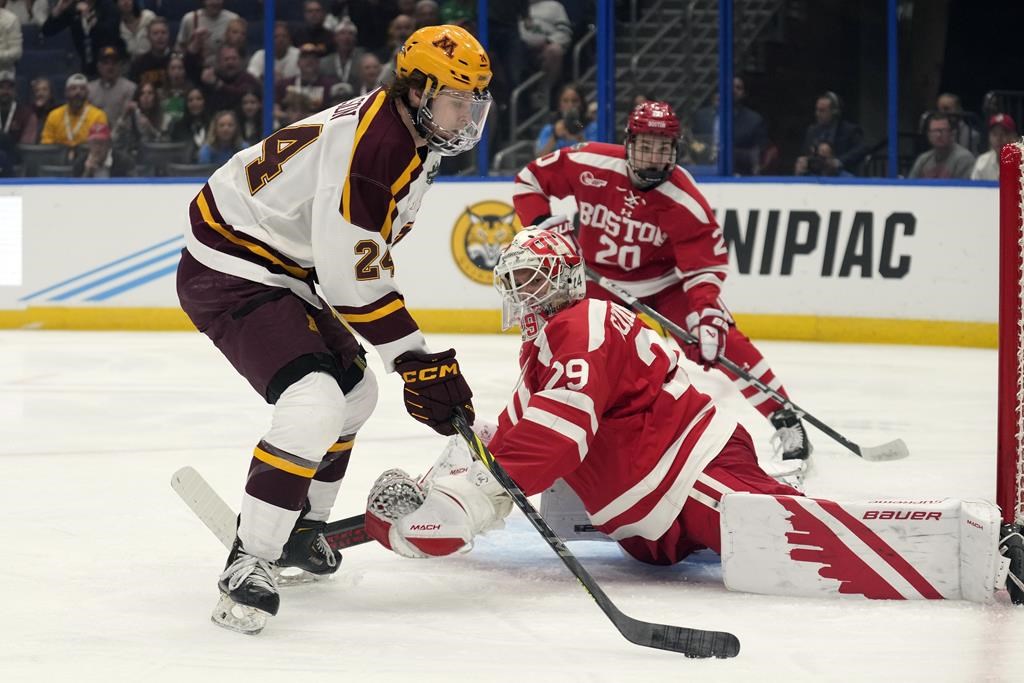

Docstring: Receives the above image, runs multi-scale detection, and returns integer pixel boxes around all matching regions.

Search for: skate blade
[274,566,327,587]
[761,457,809,492]
[210,593,270,635]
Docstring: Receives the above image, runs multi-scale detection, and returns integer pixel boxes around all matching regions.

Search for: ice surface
[1,330,1020,682]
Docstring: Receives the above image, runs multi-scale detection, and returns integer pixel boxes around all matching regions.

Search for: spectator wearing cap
[200,44,260,114]
[197,109,242,165]
[292,1,333,57]
[6,0,49,27]
[908,112,975,179]
[0,69,37,174]
[129,17,171,89]
[247,21,300,82]
[88,45,137,126]
[176,0,240,68]
[73,121,129,176]
[0,1,23,74]
[42,0,124,78]
[116,0,155,57]
[275,43,337,118]
[971,114,1018,181]
[320,18,362,100]
[40,73,109,155]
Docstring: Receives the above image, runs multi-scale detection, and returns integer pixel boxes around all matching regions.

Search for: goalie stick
[170,466,371,552]
[451,410,741,659]
[587,267,909,462]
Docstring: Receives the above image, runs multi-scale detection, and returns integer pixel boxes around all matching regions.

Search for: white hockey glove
[365,437,512,559]
[685,307,729,368]
[534,214,574,236]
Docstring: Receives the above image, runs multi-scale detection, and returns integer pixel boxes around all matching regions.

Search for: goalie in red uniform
[366,229,1024,607]
[512,100,812,465]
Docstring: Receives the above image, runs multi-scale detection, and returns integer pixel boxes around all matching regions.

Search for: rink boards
[0,178,997,346]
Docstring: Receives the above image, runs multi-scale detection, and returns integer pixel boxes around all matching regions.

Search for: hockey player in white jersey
[176,24,492,633]
[365,229,1024,608]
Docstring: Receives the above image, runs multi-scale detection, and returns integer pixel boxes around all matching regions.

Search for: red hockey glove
[684,307,728,368]
[395,349,474,436]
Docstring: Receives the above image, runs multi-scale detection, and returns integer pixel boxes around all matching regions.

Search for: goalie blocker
[366,426,1020,604]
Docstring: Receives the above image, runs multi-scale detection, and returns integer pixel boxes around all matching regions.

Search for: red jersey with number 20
[514,142,728,307]
[487,298,738,541]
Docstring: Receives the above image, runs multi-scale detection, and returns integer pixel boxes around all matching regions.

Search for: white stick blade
[171,466,237,549]
[858,439,910,461]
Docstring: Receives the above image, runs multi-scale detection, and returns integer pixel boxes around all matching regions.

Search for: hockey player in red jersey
[513,100,812,466]
[365,229,1024,607]
[176,25,491,634]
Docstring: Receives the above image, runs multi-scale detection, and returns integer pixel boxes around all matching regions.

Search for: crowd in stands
[0,0,1015,180]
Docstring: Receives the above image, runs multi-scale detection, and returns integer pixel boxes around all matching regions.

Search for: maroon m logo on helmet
[432,35,457,59]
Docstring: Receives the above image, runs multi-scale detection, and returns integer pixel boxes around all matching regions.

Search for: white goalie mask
[493,229,586,339]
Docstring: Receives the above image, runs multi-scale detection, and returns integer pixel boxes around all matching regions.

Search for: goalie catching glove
[365,433,512,558]
[685,307,729,368]
[394,348,474,435]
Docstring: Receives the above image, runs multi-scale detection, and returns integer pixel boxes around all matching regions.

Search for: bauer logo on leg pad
[719,494,1004,602]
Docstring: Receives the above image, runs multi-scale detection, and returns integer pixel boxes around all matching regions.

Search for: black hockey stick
[451,410,740,659]
[323,515,370,551]
[587,267,909,462]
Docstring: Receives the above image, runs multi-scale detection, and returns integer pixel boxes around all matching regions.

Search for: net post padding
[998,141,1024,525]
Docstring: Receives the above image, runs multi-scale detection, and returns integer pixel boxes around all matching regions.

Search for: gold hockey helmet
[395,25,493,156]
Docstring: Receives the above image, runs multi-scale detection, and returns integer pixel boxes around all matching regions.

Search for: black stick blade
[621,618,740,659]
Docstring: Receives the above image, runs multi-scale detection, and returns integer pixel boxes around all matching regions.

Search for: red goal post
[999,141,1024,526]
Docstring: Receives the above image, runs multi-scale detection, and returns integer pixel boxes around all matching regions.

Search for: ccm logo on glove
[400,363,459,383]
[395,348,474,436]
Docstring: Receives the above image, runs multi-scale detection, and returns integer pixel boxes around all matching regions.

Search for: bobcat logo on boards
[451,199,524,285]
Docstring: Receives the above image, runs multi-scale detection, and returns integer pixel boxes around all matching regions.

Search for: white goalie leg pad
[539,478,613,542]
[719,493,1006,602]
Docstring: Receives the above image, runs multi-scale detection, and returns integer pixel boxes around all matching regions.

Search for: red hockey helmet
[624,100,680,186]
[493,229,585,338]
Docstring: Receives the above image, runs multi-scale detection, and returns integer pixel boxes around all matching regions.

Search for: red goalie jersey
[487,297,739,541]
[513,142,728,305]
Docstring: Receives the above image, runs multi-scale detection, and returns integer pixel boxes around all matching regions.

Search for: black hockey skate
[212,537,280,635]
[770,408,813,461]
[275,517,342,585]
[1000,523,1024,605]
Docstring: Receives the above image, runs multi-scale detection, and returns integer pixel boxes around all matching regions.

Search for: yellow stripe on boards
[253,446,317,478]
[341,298,405,324]
[341,91,388,224]
[195,192,309,279]
[0,307,1000,348]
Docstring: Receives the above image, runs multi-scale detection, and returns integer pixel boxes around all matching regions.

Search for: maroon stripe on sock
[245,457,311,511]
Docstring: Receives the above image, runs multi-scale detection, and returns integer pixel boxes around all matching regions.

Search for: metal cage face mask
[626,133,677,186]
[417,87,492,156]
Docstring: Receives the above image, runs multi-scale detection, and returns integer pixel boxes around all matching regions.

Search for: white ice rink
[2,330,1022,682]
